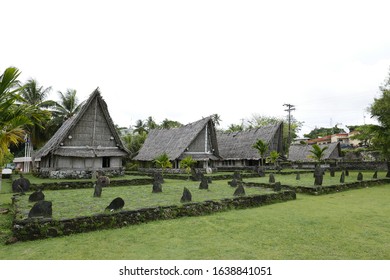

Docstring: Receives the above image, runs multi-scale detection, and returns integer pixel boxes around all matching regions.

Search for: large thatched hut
[134,116,220,169]
[33,88,129,178]
[216,122,284,168]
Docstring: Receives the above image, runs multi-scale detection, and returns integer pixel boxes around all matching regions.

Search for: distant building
[288,142,342,162]
[216,122,284,167]
[134,116,220,169]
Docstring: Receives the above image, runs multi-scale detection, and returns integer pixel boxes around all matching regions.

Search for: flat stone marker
[180,187,192,203]
[28,201,52,218]
[106,197,125,211]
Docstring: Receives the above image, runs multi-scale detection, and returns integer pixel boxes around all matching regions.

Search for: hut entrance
[102,157,111,168]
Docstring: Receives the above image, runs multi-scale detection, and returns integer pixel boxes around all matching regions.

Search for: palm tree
[252,139,268,166]
[20,79,55,148]
[180,155,197,179]
[308,144,328,163]
[121,132,147,159]
[133,119,147,135]
[161,118,182,129]
[153,153,172,173]
[211,114,221,126]
[53,89,82,121]
[0,67,30,164]
[267,150,280,169]
[145,116,157,131]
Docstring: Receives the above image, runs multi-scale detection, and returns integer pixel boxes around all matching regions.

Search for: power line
[284,104,295,144]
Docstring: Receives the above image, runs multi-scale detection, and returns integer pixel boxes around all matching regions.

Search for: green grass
[13,179,273,220]
[246,170,388,187]
[1,171,389,259]
[1,184,389,259]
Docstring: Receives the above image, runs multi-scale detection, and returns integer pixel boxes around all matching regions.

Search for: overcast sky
[2,0,390,137]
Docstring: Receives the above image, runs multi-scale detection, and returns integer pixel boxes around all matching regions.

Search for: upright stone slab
[233,171,242,181]
[330,168,335,177]
[12,176,30,193]
[233,183,246,196]
[153,172,164,184]
[274,182,282,192]
[28,201,52,219]
[345,169,349,176]
[314,165,323,186]
[180,187,192,203]
[199,175,209,190]
[152,181,162,193]
[256,166,265,177]
[340,171,345,183]
[314,175,323,186]
[29,189,45,202]
[269,173,275,183]
[190,168,203,181]
[296,172,301,180]
[357,172,363,181]
[228,177,239,187]
[373,171,378,179]
[105,197,125,211]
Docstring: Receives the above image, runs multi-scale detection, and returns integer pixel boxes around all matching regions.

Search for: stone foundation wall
[36,168,125,179]
[12,190,296,241]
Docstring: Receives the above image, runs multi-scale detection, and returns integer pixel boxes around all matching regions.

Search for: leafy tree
[121,132,147,159]
[145,116,158,131]
[252,139,268,166]
[267,150,280,168]
[53,89,82,122]
[225,123,244,132]
[0,67,31,164]
[304,126,344,139]
[308,144,328,162]
[369,67,390,177]
[160,118,182,129]
[20,79,55,148]
[133,119,147,135]
[179,155,197,179]
[153,153,172,173]
[348,124,375,147]
[211,114,222,126]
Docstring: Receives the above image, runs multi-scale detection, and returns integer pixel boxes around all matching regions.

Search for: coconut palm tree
[252,139,268,166]
[133,119,147,135]
[180,155,197,179]
[20,79,55,148]
[153,153,172,173]
[0,67,30,164]
[308,144,328,163]
[53,89,82,120]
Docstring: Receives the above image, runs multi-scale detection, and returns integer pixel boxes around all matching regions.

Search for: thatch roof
[34,88,129,159]
[217,122,284,160]
[134,116,220,161]
[288,142,341,162]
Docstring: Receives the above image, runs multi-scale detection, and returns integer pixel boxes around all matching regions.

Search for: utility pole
[283,104,295,145]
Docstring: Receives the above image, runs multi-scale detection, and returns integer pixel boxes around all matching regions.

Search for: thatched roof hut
[134,116,220,168]
[33,88,129,178]
[216,122,284,167]
[288,142,341,162]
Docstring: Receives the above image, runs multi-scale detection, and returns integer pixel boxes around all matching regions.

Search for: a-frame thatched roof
[288,142,341,162]
[134,116,220,161]
[34,88,129,160]
[217,122,284,160]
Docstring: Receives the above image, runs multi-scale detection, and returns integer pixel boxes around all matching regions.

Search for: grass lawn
[13,179,274,220]
[1,181,389,259]
[245,170,388,187]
